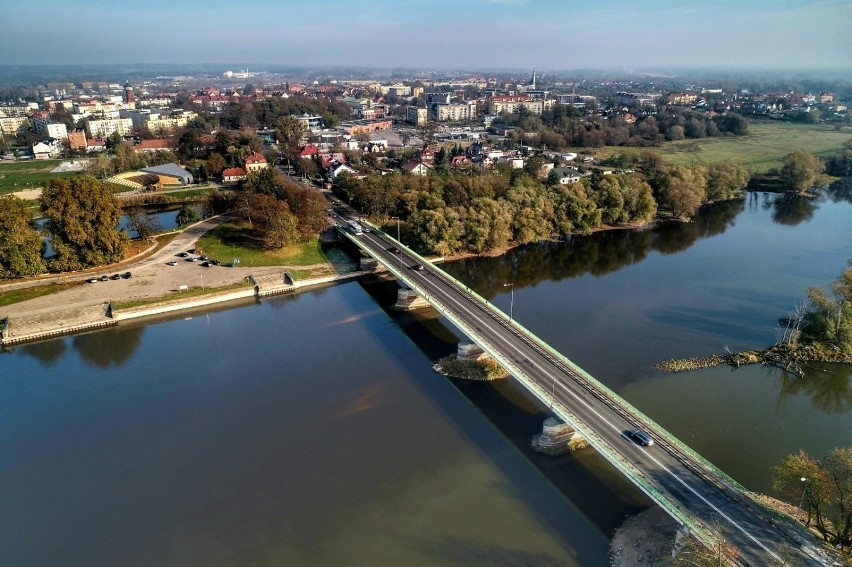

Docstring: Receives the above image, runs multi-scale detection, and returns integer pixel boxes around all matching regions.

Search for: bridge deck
[333,212,824,566]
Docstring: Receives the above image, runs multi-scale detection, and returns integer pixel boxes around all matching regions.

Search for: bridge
[335,212,824,566]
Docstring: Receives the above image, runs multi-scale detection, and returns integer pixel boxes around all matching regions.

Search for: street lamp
[390,216,402,271]
[340,188,352,208]
[503,282,514,320]
[390,216,400,243]
[798,477,809,511]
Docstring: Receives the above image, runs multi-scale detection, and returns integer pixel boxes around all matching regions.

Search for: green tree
[41,177,128,271]
[658,165,708,220]
[803,265,852,353]
[206,152,227,176]
[176,204,201,227]
[0,195,46,278]
[244,167,286,199]
[780,150,825,193]
[275,115,308,153]
[718,112,749,135]
[706,163,751,202]
[773,447,852,547]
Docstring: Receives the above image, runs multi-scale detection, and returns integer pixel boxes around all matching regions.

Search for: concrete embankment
[1,270,369,347]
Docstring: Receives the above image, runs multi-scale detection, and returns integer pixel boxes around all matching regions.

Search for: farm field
[593,121,852,173]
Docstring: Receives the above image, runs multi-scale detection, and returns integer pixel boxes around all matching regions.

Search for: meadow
[594,121,852,173]
[0,159,80,196]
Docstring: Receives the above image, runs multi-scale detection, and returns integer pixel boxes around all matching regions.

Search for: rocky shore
[655,344,852,374]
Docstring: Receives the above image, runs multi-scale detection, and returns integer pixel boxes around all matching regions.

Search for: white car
[166,260,178,266]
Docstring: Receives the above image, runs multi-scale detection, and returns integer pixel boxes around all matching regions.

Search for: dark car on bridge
[624,429,654,446]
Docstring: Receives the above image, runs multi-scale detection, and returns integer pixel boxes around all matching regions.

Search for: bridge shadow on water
[352,275,653,552]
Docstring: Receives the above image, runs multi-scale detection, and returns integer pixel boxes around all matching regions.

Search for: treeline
[498,105,749,149]
[215,94,351,131]
[334,157,751,256]
[802,263,852,355]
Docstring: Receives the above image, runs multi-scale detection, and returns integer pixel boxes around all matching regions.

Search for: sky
[2,0,851,70]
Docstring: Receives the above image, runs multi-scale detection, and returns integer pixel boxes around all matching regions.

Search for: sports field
[0,159,80,196]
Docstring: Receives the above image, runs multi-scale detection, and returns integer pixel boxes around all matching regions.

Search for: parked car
[200,261,211,267]
[99,275,109,282]
[176,252,188,258]
[187,249,197,254]
[186,257,198,262]
[166,260,178,266]
[110,274,121,280]
[88,277,98,284]
[122,272,132,279]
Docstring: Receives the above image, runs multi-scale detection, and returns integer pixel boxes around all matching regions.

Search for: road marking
[358,233,785,563]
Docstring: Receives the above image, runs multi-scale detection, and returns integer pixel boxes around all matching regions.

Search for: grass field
[0,282,80,307]
[593,121,852,173]
[0,159,81,196]
[196,221,330,267]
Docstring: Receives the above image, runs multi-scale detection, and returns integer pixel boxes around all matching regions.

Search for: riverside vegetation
[657,263,852,374]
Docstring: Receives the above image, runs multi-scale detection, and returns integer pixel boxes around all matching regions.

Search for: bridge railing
[348,225,723,540]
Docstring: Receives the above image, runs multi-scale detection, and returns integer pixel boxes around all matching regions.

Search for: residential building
[30,117,68,140]
[244,152,268,173]
[131,139,171,152]
[222,167,247,183]
[0,115,28,135]
[403,160,432,176]
[296,114,324,132]
[32,142,56,159]
[119,108,197,134]
[339,119,392,135]
[432,101,477,122]
[86,118,133,138]
[616,92,661,107]
[67,129,87,150]
[407,106,427,126]
[488,95,553,115]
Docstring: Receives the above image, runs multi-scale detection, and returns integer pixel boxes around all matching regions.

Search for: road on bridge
[333,209,822,566]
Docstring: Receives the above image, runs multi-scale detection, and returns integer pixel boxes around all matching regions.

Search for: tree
[671,525,740,567]
[773,447,852,547]
[0,195,46,278]
[0,133,9,155]
[206,152,227,177]
[244,167,286,199]
[176,204,201,227]
[275,115,308,153]
[41,177,128,271]
[125,206,161,240]
[718,112,749,135]
[706,163,751,202]
[803,265,852,353]
[658,165,708,220]
[780,150,825,193]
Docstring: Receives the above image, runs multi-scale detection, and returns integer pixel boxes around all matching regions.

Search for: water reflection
[827,177,852,204]
[72,326,144,368]
[778,363,852,414]
[15,340,68,366]
[449,197,743,299]
[767,193,817,226]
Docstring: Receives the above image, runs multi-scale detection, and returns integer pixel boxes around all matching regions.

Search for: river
[2,186,850,565]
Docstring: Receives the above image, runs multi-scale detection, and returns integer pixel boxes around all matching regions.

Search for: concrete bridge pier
[457,340,488,362]
[394,288,430,311]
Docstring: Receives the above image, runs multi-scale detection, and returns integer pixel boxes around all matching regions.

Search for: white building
[86,118,134,138]
[432,101,477,122]
[296,114,324,133]
[30,117,68,140]
[0,115,29,135]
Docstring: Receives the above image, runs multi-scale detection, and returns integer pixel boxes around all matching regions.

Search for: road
[335,209,822,566]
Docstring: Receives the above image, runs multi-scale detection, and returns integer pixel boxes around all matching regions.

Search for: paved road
[336,211,822,566]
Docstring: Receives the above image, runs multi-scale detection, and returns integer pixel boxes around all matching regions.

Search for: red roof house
[244,151,268,172]
[222,167,247,183]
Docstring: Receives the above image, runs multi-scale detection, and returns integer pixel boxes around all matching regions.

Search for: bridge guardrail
[349,225,719,545]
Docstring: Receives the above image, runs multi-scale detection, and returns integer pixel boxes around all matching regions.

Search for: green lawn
[112,280,254,310]
[0,160,81,196]
[0,282,80,307]
[196,221,330,267]
[593,121,852,173]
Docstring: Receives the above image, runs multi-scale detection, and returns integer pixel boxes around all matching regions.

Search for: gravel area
[610,507,679,566]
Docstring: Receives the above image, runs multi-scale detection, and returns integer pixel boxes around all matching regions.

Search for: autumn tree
[41,177,128,271]
[780,150,825,193]
[248,193,299,249]
[773,447,852,547]
[0,195,46,278]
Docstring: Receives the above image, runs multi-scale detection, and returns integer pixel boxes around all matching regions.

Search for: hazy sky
[2,0,851,70]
